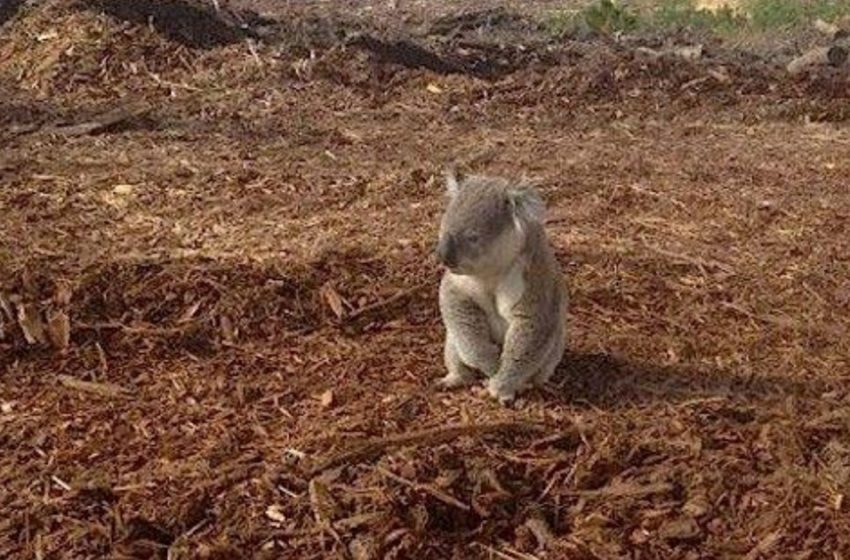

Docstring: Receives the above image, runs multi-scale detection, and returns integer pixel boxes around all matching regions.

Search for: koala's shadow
[539,350,826,408]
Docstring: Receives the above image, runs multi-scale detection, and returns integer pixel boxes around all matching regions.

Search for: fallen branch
[46,102,152,137]
[57,375,132,398]
[635,44,703,62]
[787,45,848,75]
[347,281,430,321]
[568,481,673,499]
[309,421,544,475]
[377,466,470,511]
[644,243,735,275]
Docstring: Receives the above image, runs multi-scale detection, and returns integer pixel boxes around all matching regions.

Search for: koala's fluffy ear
[444,165,463,198]
[508,185,545,225]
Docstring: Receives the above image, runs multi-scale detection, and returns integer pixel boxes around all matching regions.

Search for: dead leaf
[219,314,236,345]
[265,504,287,524]
[682,494,710,517]
[319,390,335,409]
[1,401,14,414]
[58,375,131,398]
[426,83,443,94]
[338,129,363,144]
[95,342,109,374]
[0,293,15,320]
[659,517,701,542]
[54,281,72,306]
[46,310,70,351]
[349,535,378,560]
[16,302,47,345]
[745,530,782,560]
[309,478,338,523]
[320,283,346,320]
[178,300,202,324]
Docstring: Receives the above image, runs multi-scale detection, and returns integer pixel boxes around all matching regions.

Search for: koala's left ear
[508,185,545,225]
[444,164,464,198]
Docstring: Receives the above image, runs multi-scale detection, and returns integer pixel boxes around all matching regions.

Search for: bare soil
[2,1,850,559]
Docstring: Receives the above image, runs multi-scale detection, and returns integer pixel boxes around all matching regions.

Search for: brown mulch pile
[1,1,850,559]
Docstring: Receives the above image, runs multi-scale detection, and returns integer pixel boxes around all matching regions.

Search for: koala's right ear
[444,165,464,198]
[508,185,545,225]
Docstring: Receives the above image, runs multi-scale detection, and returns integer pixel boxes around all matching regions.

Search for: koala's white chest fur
[448,260,526,344]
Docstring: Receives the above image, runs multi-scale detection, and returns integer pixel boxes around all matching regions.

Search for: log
[787,45,848,75]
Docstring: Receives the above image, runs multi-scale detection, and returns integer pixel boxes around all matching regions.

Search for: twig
[346,281,431,321]
[77,321,194,336]
[57,375,131,398]
[471,542,538,560]
[46,102,152,136]
[309,421,544,475]
[644,243,734,274]
[568,481,673,499]
[377,466,470,511]
[51,475,72,492]
[787,46,848,75]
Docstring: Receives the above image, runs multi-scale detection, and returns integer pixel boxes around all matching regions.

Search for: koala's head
[436,169,545,275]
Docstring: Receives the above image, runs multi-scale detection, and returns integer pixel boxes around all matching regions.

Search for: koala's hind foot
[532,334,566,387]
[436,339,478,390]
[486,376,522,404]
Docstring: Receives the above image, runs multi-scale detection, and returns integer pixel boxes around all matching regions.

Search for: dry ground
[1,1,850,559]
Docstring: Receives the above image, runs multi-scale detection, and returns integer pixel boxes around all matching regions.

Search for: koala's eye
[465,231,481,244]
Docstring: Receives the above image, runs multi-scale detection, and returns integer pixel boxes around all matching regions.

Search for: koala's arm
[439,277,500,376]
[489,287,560,399]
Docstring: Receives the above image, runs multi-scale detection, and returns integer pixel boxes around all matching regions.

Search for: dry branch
[569,481,673,499]
[347,281,430,321]
[787,46,848,75]
[57,375,131,398]
[46,102,152,136]
[309,421,544,474]
[376,466,470,511]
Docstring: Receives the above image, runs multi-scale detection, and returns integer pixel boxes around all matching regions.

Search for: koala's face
[436,177,524,275]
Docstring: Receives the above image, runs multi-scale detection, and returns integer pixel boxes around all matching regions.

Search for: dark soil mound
[85,0,253,48]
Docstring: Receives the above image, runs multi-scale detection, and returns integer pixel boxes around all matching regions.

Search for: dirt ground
[2,1,850,559]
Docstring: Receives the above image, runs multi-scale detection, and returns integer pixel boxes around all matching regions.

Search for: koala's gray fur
[435,169,567,404]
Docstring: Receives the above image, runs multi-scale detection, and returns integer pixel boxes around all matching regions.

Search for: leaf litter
[2,0,850,558]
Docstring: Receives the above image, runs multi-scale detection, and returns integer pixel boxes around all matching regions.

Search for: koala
[435,168,567,404]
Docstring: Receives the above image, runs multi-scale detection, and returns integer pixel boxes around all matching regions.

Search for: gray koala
[435,169,567,404]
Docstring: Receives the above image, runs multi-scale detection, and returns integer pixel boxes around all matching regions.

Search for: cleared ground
[1,1,849,558]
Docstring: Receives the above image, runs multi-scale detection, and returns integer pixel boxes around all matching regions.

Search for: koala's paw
[435,373,474,391]
[486,379,517,406]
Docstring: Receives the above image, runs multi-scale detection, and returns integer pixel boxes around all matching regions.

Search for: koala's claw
[435,373,473,391]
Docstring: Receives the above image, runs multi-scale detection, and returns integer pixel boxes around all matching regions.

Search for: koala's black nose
[436,236,457,268]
